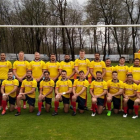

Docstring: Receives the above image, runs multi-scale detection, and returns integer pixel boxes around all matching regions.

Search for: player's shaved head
[0,53,6,61]
[35,52,40,60]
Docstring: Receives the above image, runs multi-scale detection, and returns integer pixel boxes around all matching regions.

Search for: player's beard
[51,58,55,62]
[95,58,99,60]
[97,77,101,81]
[8,76,13,80]
[65,59,70,62]
[1,57,5,61]
[45,77,49,81]
[27,76,31,80]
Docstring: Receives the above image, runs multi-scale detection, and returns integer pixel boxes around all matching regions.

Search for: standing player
[29,52,46,108]
[1,71,19,115]
[129,58,140,84]
[71,71,89,116]
[75,49,90,110]
[106,71,124,116]
[46,53,60,82]
[90,71,107,116]
[37,71,54,116]
[89,52,106,80]
[15,71,37,116]
[13,51,30,109]
[123,74,137,118]
[103,58,114,82]
[114,57,129,82]
[52,70,72,116]
[0,53,12,110]
[59,54,75,107]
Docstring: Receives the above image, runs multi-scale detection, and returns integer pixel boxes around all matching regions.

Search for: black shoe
[84,106,89,111]
[52,111,58,116]
[72,111,76,116]
[15,112,21,116]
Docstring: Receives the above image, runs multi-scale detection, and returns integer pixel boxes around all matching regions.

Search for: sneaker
[0,106,2,110]
[23,105,26,109]
[15,112,21,116]
[6,106,8,110]
[103,106,106,110]
[91,112,96,117]
[72,111,76,116]
[123,113,127,118]
[70,105,73,110]
[132,115,138,119]
[1,110,6,115]
[84,106,89,111]
[52,111,58,116]
[37,111,41,116]
[107,111,111,117]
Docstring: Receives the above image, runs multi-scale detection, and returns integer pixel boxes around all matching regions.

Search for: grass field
[0,62,139,140]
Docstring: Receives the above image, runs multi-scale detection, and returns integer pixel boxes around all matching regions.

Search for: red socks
[0,94,2,106]
[17,107,21,113]
[134,105,139,115]
[54,101,59,112]
[72,101,76,113]
[23,100,26,106]
[92,103,96,113]
[2,100,6,111]
[107,102,111,111]
[123,106,128,114]
[38,102,43,112]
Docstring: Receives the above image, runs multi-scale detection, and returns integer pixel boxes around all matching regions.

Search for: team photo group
[0,50,140,119]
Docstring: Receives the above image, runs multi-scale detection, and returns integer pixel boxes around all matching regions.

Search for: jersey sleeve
[102,61,106,69]
[120,82,124,89]
[83,80,89,88]
[13,61,17,70]
[103,82,108,90]
[28,62,32,70]
[68,80,72,88]
[40,81,43,89]
[73,80,77,87]
[14,79,19,86]
[21,81,25,88]
[42,61,46,70]
[59,62,63,70]
[26,61,30,70]
[74,59,79,67]
[90,81,94,89]
[87,59,90,67]
[134,84,137,91]
[56,81,59,88]
[89,61,94,69]
[128,66,132,73]
[32,80,37,88]
[8,61,12,69]
[51,80,55,87]
[107,80,110,88]
[137,85,140,93]
[1,80,5,87]
[57,62,60,70]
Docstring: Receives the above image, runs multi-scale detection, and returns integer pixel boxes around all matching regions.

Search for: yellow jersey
[75,58,90,76]
[103,66,114,82]
[107,80,124,98]
[114,65,129,82]
[73,79,89,99]
[40,79,54,98]
[21,79,37,98]
[90,80,107,99]
[13,60,30,78]
[137,84,140,94]
[124,83,137,101]
[59,61,74,79]
[0,61,12,79]
[56,79,72,98]
[89,60,106,77]
[29,60,46,79]
[129,66,140,81]
[46,62,60,79]
[2,79,19,98]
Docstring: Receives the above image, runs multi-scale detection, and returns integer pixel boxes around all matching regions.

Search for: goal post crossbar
[0,25,140,28]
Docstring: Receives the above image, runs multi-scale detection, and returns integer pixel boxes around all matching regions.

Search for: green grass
[0,62,137,140]
[0,88,140,140]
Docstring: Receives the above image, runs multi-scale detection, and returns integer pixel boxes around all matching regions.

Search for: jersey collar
[118,64,125,66]
[79,57,86,60]
[43,78,50,82]
[61,78,68,81]
[111,79,119,83]
[26,78,33,81]
[34,59,41,62]
[133,65,140,67]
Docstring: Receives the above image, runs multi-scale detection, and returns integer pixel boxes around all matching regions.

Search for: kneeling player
[37,71,54,116]
[123,74,137,117]
[71,70,89,116]
[132,84,140,119]
[52,70,72,116]
[15,71,37,116]
[90,71,107,116]
[1,71,19,115]
[107,71,124,116]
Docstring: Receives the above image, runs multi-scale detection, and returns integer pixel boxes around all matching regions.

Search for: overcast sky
[67,0,86,4]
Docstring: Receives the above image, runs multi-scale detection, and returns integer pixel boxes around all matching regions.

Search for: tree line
[0,0,140,60]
